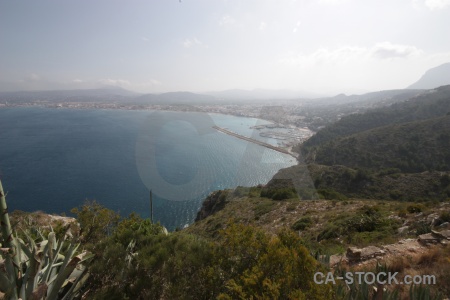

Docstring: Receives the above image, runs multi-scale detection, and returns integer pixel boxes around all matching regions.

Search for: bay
[0,107,296,230]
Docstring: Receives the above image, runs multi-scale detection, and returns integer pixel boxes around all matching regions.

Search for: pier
[212,126,297,158]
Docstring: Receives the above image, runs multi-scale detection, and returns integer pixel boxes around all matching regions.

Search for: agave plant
[0,180,93,299]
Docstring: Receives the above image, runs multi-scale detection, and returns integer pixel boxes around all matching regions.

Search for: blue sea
[0,108,296,230]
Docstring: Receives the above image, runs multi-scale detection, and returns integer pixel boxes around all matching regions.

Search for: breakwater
[212,126,297,158]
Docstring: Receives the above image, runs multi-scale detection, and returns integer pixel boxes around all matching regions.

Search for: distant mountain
[407,62,450,89]
[134,91,216,105]
[204,89,321,100]
[0,87,139,103]
[312,89,422,106]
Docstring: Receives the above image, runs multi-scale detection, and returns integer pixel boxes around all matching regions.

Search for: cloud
[98,78,131,87]
[182,38,203,48]
[412,0,450,10]
[96,78,162,92]
[148,79,162,86]
[317,0,349,5]
[259,21,267,31]
[372,42,423,59]
[73,79,84,83]
[219,15,237,27]
[141,36,149,42]
[292,21,301,33]
[280,45,368,66]
[280,42,423,66]
[24,73,41,82]
[424,0,450,9]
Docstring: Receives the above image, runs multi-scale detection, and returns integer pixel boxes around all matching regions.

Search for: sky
[1,0,450,95]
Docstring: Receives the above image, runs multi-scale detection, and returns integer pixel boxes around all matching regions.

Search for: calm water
[0,108,296,229]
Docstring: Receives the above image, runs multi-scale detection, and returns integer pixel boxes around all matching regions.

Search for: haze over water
[0,108,296,229]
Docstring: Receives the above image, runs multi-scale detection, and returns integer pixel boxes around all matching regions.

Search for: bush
[317,188,347,200]
[412,221,431,235]
[232,186,261,198]
[397,209,407,218]
[434,210,450,226]
[254,199,276,219]
[71,200,120,246]
[261,187,298,200]
[291,216,313,231]
[85,216,215,300]
[407,204,424,213]
[439,211,450,223]
[216,223,333,299]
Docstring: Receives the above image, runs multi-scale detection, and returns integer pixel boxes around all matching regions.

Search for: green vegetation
[316,205,398,246]
[302,85,450,153]
[76,209,333,299]
[304,116,450,173]
[71,200,120,246]
[261,186,298,200]
[0,180,92,300]
[291,216,313,231]
[286,86,450,202]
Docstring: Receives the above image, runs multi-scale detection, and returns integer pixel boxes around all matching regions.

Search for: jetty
[212,126,297,158]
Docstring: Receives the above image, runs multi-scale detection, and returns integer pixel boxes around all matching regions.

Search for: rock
[432,229,450,240]
[418,233,440,244]
[347,247,362,261]
[407,247,418,253]
[195,190,229,221]
[439,222,449,228]
[361,246,385,259]
[346,246,385,261]
[398,226,409,234]
[398,238,416,244]
[426,213,439,225]
[330,254,345,267]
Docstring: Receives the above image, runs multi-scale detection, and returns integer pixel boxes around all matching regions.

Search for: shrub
[85,218,214,300]
[71,200,120,246]
[216,223,333,299]
[412,221,431,236]
[291,216,313,231]
[261,187,298,200]
[254,199,276,219]
[439,211,450,223]
[317,188,347,200]
[407,204,424,213]
[398,209,407,218]
[317,224,340,241]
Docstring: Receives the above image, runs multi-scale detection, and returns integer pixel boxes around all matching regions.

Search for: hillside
[186,188,450,297]
[408,62,450,89]
[263,163,450,202]
[301,85,450,151]
[133,91,217,105]
[307,115,450,173]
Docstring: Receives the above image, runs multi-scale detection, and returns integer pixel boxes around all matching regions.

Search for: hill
[186,188,450,297]
[301,85,450,152]
[308,115,450,173]
[0,87,138,104]
[279,85,450,201]
[134,91,216,105]
[408,62,450,89]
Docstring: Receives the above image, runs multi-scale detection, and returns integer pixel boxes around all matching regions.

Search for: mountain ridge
[408,62,450,89]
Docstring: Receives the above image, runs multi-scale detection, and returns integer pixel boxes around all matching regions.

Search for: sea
[0,107,297,230]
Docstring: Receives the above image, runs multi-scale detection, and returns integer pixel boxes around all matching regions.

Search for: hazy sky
[1,0,450,95]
